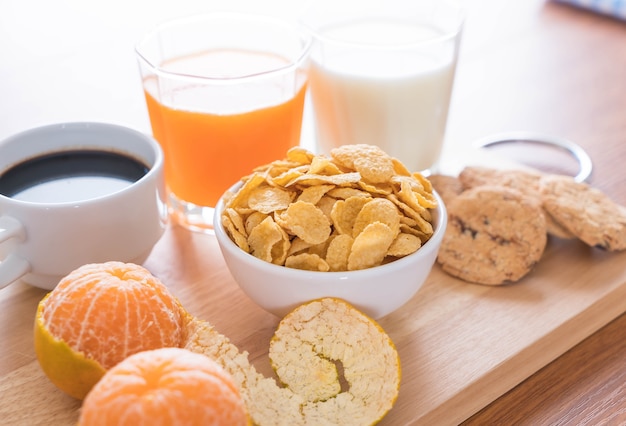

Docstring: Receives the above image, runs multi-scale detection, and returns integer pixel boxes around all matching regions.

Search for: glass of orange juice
[135,13,311,233]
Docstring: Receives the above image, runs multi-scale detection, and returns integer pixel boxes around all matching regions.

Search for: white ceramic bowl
[214,186,447,319]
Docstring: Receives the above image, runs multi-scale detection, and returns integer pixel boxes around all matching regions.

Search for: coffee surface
[0,150,149,203]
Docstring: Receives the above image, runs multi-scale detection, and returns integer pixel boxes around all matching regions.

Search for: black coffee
[0,150,150,203]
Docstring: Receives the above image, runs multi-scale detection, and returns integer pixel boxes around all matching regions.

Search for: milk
[308,19,459,172]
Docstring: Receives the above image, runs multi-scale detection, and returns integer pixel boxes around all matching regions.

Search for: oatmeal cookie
[437,185,547,285]
[459,166,543,192]
[539,175,626,251]
[459,166,574,239]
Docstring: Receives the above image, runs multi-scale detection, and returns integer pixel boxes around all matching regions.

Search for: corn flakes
[220,145,438,271]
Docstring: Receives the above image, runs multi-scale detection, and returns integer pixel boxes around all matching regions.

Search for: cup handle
[0,216,30,289]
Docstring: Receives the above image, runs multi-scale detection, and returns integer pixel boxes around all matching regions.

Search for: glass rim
[134,12,312,83]
[301,0,465,51]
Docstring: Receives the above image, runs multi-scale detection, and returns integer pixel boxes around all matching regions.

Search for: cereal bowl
[214,183,447,319]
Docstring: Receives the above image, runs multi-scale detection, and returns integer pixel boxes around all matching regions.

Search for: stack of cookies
[430,167,626,285]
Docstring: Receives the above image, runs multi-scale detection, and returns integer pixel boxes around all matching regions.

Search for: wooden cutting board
[2,220,626,425]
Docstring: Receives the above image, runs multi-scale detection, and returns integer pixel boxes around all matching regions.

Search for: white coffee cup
[0,122,167,290]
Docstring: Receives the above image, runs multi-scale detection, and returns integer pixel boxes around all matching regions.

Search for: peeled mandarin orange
[78,347,249,426]
[34,261,190,399]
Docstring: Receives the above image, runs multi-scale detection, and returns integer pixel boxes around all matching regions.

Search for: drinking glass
[303,0,464,174]
[136,13,311,232]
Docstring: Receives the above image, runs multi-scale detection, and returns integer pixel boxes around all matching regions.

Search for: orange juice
[143,49,308,207]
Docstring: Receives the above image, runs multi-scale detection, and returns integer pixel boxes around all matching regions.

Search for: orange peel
[186,298,401,425]
[34,263,400,424]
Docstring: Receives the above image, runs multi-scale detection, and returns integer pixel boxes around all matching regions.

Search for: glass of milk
[303,0,464,174]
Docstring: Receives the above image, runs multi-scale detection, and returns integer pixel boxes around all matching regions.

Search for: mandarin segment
[78,347,249,426]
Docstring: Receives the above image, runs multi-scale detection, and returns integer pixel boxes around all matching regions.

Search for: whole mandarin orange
[78,347,249,426]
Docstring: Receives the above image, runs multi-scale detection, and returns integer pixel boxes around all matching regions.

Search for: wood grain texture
[1,221,625,425]
[2,0,626,425]
[463,313,626,425]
